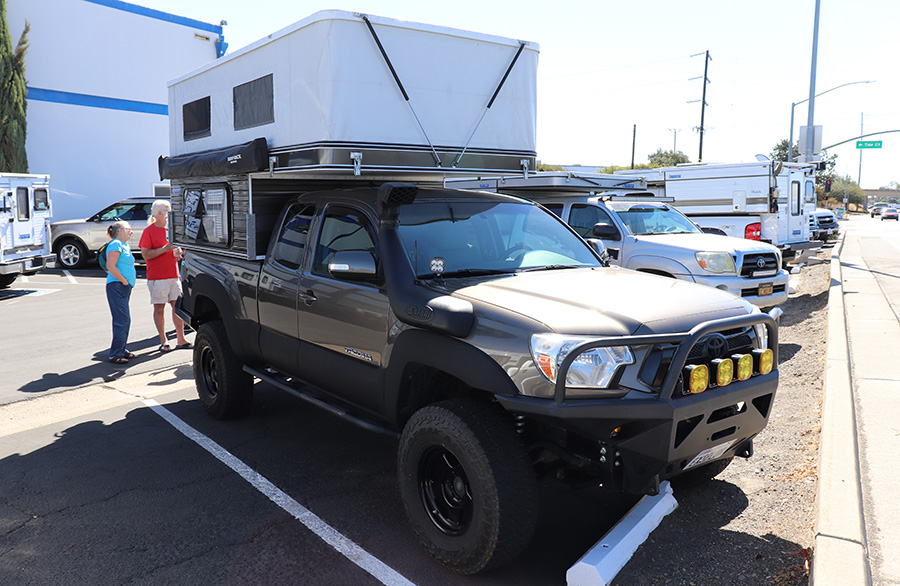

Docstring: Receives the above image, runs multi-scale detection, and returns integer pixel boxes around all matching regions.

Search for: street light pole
[788,80,874,162]
[668,128,678,152]
[804,0,821,162]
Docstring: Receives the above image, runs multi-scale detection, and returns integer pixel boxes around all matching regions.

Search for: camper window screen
[16,187,30,221]
[233,74,274,131]
[183,97,211,141]
[183,186,230,245]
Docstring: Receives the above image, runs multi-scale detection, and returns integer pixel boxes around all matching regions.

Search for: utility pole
[858,112,863,186]
[668,128,679,152]
[631,124,636,169]
[689,51,711,162]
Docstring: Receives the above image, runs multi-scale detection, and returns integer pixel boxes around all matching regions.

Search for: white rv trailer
[0,173,54,288]
[159,10,540,257]
[616,161,819,262]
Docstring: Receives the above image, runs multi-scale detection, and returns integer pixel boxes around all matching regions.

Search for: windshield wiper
[417,268,517,280]
[516,264,584,272]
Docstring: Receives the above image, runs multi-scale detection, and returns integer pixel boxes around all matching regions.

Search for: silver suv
[50,197,159,269]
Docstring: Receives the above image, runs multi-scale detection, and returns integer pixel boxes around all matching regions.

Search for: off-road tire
[0,274,17,288]
[671,456,734,488]
[397,398,538,575]
[194,321,254,419]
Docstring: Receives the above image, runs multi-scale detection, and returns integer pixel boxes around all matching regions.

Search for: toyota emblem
[756,257,766,269]
[703,333,728,360]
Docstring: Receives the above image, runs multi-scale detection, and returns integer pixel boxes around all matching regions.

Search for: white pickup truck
[450,173,790,307]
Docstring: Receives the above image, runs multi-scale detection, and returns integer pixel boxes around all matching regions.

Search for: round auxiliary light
[753,348,774,375]
[713,358,734,387]
[684,364,709,394]
[734,354,753,381]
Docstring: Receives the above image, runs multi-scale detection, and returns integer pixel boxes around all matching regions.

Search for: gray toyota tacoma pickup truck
[175,181,781,574]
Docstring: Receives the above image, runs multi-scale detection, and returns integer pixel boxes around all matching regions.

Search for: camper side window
[183,185,230,246]
[234,74,274,131]
[183,97,211,141]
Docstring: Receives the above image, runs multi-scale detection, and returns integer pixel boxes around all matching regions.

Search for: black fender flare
[385,328,520,427]
[183,272,260,363]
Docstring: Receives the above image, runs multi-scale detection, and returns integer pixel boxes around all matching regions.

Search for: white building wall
[6,0,223,221]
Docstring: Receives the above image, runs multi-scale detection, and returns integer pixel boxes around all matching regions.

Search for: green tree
[648,149,690,167]
[0,0,29,173]
[770,139,799,162]
[827,175,865,208]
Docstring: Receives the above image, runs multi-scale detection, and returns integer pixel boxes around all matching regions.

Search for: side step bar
[243,366,399,439]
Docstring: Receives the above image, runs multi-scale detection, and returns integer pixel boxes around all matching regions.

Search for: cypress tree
[0,0,29,173]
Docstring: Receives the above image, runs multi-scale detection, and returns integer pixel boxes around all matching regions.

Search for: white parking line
[63,270,78,284]
[142,399,417,586]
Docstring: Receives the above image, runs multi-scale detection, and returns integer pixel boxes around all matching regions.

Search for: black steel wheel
[56,239,87,269]
[193,321,253,419]
[0,274,16,288]
[397,398,538,575]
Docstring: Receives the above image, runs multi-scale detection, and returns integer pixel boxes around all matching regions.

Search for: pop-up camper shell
[160,10,539,258]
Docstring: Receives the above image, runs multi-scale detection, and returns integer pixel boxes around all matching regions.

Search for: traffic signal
[825,180,832,193]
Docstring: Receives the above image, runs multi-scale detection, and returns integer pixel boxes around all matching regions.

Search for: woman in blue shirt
[105,221,137,364]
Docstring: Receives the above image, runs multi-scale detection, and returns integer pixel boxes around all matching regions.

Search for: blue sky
[144,0,899,188]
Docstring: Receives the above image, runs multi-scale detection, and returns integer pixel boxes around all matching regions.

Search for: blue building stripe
[27,87,168,116]
[82,0,223,35]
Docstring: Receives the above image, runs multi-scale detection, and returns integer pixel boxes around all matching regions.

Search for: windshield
[398,200,601,278]
[608,202,701,235]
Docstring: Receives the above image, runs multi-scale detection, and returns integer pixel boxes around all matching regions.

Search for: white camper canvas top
[167,10,539,175]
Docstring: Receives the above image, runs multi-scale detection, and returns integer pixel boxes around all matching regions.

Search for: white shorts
[148,278,182,304]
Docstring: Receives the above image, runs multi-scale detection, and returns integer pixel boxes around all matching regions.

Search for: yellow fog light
[753,348,774,375]
[713,358,734,387]
[734,354,753,381]
[684,364,709,394]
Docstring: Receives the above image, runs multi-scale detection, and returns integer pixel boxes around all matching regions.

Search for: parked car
[881,208,899,221]
[50,197,159,269]
[809,208,840,240]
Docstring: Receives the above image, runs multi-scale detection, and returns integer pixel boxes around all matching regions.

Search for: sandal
[159,344,173,353]
[175,343,194,350]
[109,356,129,364]
[123,352,137,359]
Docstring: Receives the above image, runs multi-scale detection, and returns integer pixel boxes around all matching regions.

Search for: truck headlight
[695,251,737,274]
[530,334,634,388]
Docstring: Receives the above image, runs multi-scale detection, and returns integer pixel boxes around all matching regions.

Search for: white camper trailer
[159,10,539,257]
[616,161,819,262]
[0,174,54,288]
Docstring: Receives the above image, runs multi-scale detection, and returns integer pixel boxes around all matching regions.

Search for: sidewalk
[812,230,900,586]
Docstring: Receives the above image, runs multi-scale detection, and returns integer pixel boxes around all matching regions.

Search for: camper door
[11,184,35,247]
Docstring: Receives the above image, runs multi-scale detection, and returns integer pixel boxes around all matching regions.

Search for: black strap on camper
[359,14,442,167]
[453,41,527,167]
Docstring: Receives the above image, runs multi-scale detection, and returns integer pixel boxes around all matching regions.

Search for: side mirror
[592,222,620,240]
[328,250,377,281]
[588,239,611,266]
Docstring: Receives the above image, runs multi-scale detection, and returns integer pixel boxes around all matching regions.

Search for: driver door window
[570,204,615,239]
[313,206,377,276]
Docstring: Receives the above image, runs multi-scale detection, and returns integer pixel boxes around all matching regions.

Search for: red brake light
[744,222,761,240]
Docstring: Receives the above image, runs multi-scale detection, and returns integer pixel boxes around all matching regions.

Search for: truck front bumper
[0,254,55,275]
[692,270,790,307]
[497,371,777,494]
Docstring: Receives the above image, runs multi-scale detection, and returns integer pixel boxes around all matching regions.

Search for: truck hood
[635,232,777,254]
[448,266,753,336]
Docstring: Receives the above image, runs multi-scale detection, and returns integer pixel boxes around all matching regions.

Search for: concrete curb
[810,233,870,586]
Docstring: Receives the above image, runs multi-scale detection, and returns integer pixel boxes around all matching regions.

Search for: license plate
[685,439,736,470]
[758,283,773,296]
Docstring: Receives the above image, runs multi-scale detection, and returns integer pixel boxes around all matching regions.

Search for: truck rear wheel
[397,398,538,574]
[0,274,16,288]
[194,321,254,419]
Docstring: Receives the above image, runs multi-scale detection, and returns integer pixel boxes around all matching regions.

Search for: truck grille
[739,253,779,278]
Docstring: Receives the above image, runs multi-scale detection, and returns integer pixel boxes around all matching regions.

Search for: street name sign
[856,140,883,149]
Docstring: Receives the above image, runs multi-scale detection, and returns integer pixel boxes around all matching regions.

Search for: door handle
[298,290,317,305]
